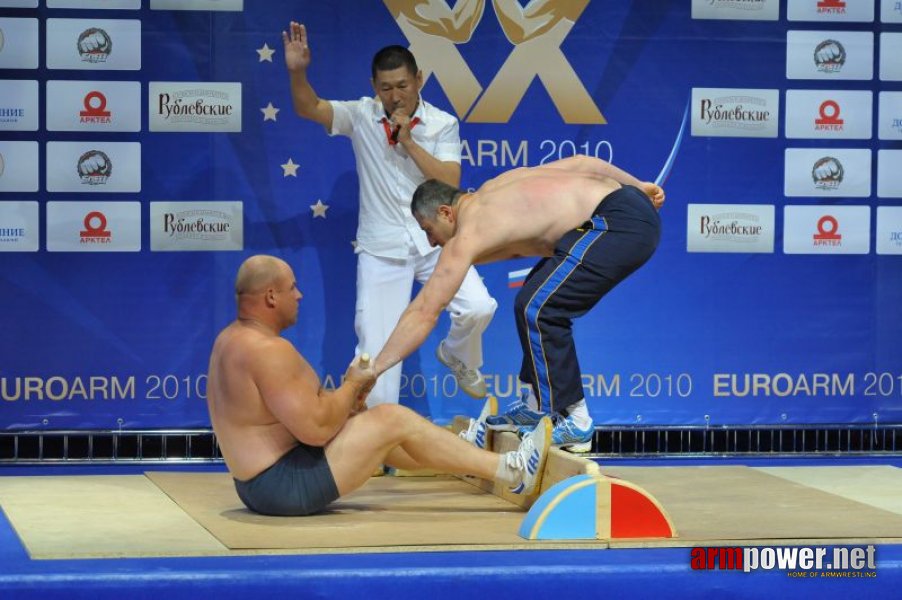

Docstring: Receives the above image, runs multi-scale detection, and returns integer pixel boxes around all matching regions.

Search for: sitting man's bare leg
[382,446,425,472]
[325,404,548,497]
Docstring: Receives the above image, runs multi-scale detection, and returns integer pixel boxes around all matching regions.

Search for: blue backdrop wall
[1,0,900,430]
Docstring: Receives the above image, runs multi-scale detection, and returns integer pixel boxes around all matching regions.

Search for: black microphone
[390,123,401,143]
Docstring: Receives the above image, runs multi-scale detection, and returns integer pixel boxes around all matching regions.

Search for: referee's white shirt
[329,96,461,259]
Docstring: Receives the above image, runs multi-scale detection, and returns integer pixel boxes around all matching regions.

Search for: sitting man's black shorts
[234,442,339,516]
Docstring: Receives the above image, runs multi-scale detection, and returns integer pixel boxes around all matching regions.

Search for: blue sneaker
[508,416,552,496]
[486,393,544,432]
[551,413,594,453]
[458,396,498,450]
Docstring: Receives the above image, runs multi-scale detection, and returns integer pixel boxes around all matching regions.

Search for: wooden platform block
[451,417,600,509]
[452,411,675,540]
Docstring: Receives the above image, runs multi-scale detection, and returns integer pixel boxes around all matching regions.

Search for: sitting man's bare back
[206,254,550,515]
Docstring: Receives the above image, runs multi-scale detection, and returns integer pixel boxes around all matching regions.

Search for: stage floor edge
[1,458,901,599]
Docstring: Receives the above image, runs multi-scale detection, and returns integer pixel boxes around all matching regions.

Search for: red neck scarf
[381,116,421,145]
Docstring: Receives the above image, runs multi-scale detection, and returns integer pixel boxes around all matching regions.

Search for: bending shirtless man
[371,155,665,453]
[206,255,550,516]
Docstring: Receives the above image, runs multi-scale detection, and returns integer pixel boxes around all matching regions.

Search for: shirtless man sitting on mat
[205,254,550,516]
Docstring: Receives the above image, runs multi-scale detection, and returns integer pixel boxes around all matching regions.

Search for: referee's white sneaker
[436,340,487,398]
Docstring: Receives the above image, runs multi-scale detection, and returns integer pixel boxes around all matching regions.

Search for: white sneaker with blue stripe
[459,418,488,449]
[508,416,551,496]
[486,392,544,432]
[458,396,498,450]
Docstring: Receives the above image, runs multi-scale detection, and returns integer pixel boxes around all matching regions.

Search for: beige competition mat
[146,471,542,550]
[602,466,902,548]
[2,465,902,559]
[0,475,227,559]
[756,466,902,516]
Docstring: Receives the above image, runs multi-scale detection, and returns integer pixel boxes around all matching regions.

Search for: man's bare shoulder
[454,197,523,262]
[216,324,298,371]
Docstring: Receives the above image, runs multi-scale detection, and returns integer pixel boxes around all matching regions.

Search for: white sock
[566,399,593,429]
[518,381,539,411]
[495,452,521,486]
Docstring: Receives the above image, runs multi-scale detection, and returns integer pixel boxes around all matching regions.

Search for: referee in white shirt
[282,21,497,408]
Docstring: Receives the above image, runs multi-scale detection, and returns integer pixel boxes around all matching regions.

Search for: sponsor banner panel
[784,148,871,197]
[691,87,779,138]
[878,92,902,140]
[150,0,243,11]
[0,18,39,69]
[0,201,39,252]
[783,205,870,254]
[46,141,141,193]
[883,0,902,23]
[150,201,244,251]
[786,30,874,80]
[787,0,875,22]
[46,80,141,132]
[691,0,779,21]
[877,150,902,198]
[46,18,142,71]
[0,141,39,192]
[686,204,775,253]
[148,81,242,132]
[877,92,902,140]
[784,89,872,139]
[877,206,902,255]
[0,79,38,131]
[46,201,141,252]
[880,33,902,81]
[48,0,142,8]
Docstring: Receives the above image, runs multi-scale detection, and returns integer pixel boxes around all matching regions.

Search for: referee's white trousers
[355,247,497,407]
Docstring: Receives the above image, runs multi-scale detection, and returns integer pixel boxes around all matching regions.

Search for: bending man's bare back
[373,155,664,374]
[443,166,642,262]
[206,255,551,516]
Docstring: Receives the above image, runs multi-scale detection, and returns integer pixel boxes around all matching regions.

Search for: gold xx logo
[384,0,606,124]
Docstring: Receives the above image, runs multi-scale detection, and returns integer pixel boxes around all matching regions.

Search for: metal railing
[592,423,901,457]
[0,424,899,464]
[0,429,222,464]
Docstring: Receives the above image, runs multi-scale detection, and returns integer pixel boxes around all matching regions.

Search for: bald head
[233,255,301,331]
[235,255,289,297]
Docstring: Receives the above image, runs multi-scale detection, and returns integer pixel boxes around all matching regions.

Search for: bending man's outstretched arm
[373,238,474,377]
